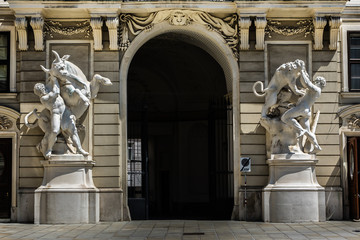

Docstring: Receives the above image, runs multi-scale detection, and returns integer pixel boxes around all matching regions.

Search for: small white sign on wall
[240,157,251,173]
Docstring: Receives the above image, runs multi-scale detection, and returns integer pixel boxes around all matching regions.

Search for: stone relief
[119,10,238,56]
[348,114,360,129]
[44,21,92,39]
[25,50,112,159]
[266,19,313,38]
[0,115,13,130]
[253,60,326,154]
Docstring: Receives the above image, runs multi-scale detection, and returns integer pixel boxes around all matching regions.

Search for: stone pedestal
[263,154,325,222]
[34,154,99,224]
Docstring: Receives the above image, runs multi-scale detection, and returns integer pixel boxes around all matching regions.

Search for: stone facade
[0,0,358,222]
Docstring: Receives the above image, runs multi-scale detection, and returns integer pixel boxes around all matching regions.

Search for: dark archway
[127,33,233,220]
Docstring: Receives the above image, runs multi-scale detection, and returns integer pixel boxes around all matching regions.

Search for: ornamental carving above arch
[338,104,360,130]
[119,10,238,57]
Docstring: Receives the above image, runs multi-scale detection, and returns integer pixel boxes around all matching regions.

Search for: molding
[0,93,17,99]
[313,16,327,50]
[30,16,44,51]
[239,17,251,51]
[14,17,28,51]
[90,17,103,51]
[329,16,341,51]
[106,17,119,51]
[255,17,267,50]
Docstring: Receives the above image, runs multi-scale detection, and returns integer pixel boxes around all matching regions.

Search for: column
[30,16,44,51]
[90,17,103,51]
[15,17,28,51]
[106,17,119,51]
[239,17,251,50]
[255,17,267,50]
[329,16,341,51]
[313,16,327,50]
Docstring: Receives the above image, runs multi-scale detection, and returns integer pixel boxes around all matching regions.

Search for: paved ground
[1,220,360,240]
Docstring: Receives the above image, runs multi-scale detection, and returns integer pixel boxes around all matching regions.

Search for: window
[348,32,360,91]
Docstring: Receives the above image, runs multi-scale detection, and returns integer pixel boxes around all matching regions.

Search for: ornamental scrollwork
[119,10,238,58]
[0,115,13,130]
[44,21,92,38]
[266,19,314,38]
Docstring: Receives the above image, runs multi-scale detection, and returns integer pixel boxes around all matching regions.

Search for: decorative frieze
[15,17,28,51]
[30,17,44,51]
[255,17,267,50]
[266,19,313,38]
[106,17,119,51]
[313,16,327,50]
[329,16,341,51]
[44,20,92,38]
[119,10,238,57]
[239,17,251,50]
[90,17,103,51]
[0,115,13,130]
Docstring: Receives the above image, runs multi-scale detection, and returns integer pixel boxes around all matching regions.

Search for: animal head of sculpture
[40,50,88,86]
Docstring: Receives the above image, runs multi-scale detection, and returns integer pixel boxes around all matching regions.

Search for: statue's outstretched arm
[300,70,316,91]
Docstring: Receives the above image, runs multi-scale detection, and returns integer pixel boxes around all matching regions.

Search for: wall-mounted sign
[240,157,251,173]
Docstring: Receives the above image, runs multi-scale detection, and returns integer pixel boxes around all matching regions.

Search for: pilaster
[313,16,327,50]
[15,17,28,51]
[239,17,251,51]
[90,17,103,51]
[106,17,119,51]
[30,16,44,51]
[255,17,267,50]
[329,16,341,51]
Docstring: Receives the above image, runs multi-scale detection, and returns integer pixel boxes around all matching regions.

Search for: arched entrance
[119,22,240,220]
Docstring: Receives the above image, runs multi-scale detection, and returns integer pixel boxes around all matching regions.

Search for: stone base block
[263,188,325,222]
[35,189,99,224]
[263,154,326,223]
[34,154,99,224]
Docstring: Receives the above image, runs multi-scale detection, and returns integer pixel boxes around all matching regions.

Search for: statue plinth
[262,153,325,222]
[34,154,99,224]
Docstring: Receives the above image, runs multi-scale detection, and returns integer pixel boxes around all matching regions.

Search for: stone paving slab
[0,221,360,240]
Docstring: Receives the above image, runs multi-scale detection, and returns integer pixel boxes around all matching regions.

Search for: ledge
[0,93,17,99]
[340,92,360,99]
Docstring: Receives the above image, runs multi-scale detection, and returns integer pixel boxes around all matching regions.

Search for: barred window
[349,32,360,91]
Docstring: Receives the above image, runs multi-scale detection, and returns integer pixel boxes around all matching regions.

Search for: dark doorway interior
[0,138,11,219]
[127,34,233,220]
[348,137,360,220]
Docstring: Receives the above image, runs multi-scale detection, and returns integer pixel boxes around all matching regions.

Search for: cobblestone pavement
[1,220,360,240]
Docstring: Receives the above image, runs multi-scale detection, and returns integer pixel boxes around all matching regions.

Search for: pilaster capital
[90,17,103,29]
[106,17,119,29]
[30,16,44,30]
[255,17,267,29]
[15,17,27,30]
[239,17,251,29]
[329,16,341,29]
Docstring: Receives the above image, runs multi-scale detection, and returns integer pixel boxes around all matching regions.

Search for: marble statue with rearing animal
[253,59,325,155]
[25,50,113,159]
